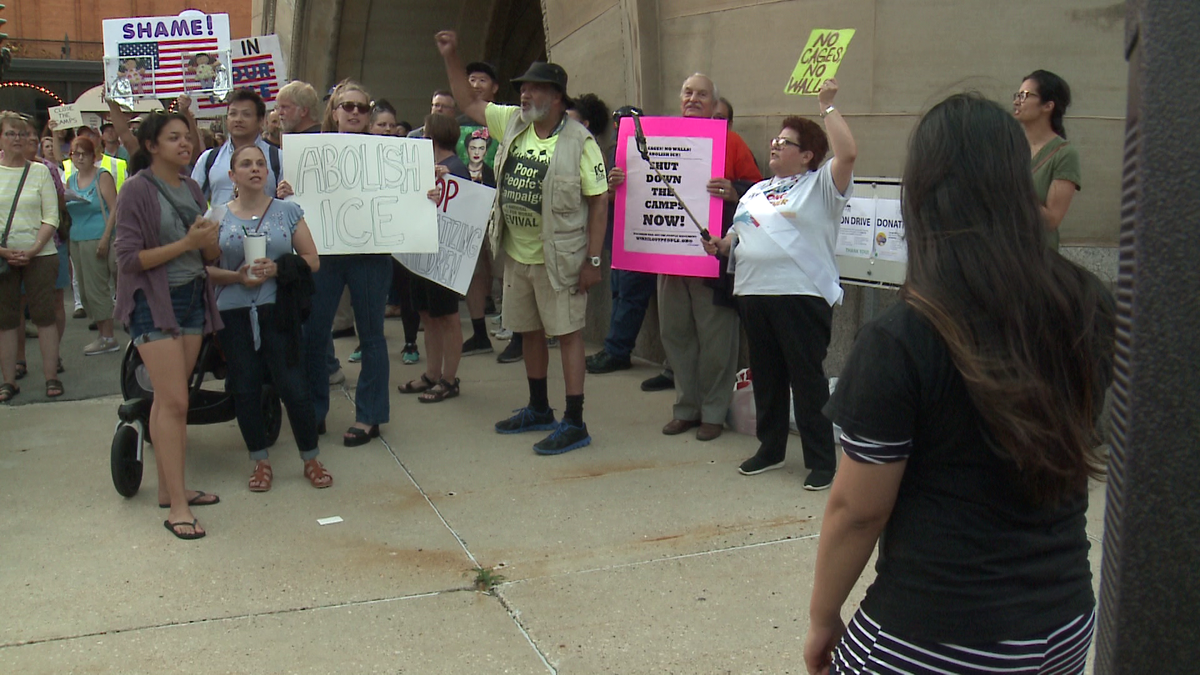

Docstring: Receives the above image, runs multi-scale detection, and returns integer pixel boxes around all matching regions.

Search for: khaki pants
[658,275,740,425]
[69,239,117,323]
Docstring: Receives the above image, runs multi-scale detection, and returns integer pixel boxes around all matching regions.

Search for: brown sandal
[304,459,333,488]
[418,378,460,403]
[249,461,273,492]
[45,379,64,398]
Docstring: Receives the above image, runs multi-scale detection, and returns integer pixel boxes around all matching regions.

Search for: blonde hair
[322,79,373,132]
[0,110,28,134]
[278,81,321,119]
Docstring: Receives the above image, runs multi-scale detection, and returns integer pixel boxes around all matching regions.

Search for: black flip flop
[343,425,380,447]
[14,361,26,380]
[159,491,221,509]
[164,519,206,540]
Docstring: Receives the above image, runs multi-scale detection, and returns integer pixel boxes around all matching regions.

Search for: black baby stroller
[110,334,282,497]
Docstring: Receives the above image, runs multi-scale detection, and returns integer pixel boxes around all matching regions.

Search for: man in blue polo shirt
[192,88,279,205]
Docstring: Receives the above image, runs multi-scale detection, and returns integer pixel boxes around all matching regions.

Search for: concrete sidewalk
[0,317,1107,674]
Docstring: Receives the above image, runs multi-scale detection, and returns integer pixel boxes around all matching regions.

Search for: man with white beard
[436,30,609,455]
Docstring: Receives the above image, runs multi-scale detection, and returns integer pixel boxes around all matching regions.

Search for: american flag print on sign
[191,36,290,118]
[102,12,232,101]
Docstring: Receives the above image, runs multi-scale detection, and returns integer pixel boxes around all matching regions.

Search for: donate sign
[282,133,439,255]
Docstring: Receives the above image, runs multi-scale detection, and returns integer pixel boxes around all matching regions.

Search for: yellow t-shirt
[0,162,59,257]
[485,103,607,265]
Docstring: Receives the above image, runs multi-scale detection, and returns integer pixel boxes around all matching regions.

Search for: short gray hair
[680,73,719,101]
[277,81,321,117]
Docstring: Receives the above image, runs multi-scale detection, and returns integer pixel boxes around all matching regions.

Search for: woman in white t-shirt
[704,80,856,490]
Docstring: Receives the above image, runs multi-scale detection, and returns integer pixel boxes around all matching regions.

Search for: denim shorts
[128,277,207,345]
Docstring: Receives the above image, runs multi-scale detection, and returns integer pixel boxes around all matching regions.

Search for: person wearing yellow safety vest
[63,153,127,193]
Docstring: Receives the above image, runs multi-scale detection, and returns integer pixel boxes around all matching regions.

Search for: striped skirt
[831,609,1094,674]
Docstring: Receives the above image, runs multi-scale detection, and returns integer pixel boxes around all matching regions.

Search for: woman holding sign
[802,94,1111,674]
[397,114,469,403]
[113,112,223,539]
[207,145,332,492]
[704,80,854,490]
[295,80,443,446]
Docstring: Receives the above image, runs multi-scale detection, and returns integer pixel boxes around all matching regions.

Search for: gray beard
[520,103,550,124]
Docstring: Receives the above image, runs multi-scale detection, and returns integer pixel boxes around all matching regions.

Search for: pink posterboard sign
[613,116,727,278]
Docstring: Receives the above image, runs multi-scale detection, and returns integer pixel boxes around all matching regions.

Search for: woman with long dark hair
[113,111,223,540]
[1014,69,1081,250]
[804,93,1113,674]
[208,145,330,492]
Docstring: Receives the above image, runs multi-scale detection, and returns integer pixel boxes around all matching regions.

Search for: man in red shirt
[661,74,760,441]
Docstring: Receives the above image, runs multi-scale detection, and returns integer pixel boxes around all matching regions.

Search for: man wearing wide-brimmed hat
[436,30,608,456]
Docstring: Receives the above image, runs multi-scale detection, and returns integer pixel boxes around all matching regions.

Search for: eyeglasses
[338,101,373,114]
[2,131,31,139]
[770,137,802,151]
[1013,90,1041,103]
[70,152,91,159]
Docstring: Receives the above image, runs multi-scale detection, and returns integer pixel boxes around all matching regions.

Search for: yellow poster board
[784,28,856,96]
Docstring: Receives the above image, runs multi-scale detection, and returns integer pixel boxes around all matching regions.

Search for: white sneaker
[491,327,513,340]
[84,337,121,356]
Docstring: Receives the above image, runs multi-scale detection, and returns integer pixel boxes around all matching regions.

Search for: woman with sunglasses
[65,137,121,356]
[208,144,331,492]
[703,79,856,491]
[803,93,1112,675]
[0,113,62,403]
[113,111,223,539]
[1013,70,1081,250]
[293,80,442,446]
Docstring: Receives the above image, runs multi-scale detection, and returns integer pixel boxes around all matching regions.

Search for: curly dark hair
[570,93,611,138]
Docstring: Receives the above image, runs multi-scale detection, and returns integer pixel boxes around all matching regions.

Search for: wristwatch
[820,105,837,118]
[588,256,602,268]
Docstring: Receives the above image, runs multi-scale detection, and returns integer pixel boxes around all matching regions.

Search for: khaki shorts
[502,259,586,337]
[0,253,59,330]
[70,239,117,323]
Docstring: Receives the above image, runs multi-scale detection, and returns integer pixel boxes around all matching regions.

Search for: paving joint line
[0,588,469,650]
[374,416,556,673]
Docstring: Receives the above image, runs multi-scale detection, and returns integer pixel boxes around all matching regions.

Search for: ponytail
[1024,69,1072,139]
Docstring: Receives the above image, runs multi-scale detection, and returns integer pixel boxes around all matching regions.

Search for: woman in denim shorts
[113,112,223,540]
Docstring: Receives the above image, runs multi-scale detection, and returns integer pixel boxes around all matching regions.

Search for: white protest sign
[394,176,493,295]
[48,104,85,130]
[102,11,232,103]
[872,198,907,262]
[836,196,874,259]
[283,133,439,255]
[191,35,289,118]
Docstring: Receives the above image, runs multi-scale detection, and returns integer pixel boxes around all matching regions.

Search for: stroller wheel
[111,424,144,497]
[263,387,283,447]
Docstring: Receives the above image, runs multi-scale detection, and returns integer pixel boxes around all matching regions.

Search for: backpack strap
[268,144,281,181]
[200,148,219,199]
[2,162,31,248]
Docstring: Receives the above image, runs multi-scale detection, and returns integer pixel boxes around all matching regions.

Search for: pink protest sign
[613,116,727,278]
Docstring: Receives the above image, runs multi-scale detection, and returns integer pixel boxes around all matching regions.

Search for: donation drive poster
[395,176,493,295]
[612,116,727,278]
[102,11,232,103]
[282,134,439,255]
[835,194,907,263]
[191,36,290,119]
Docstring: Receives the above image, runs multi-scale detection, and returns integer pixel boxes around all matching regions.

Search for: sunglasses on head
[338,101,373,114]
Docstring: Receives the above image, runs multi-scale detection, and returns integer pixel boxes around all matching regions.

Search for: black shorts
[410,275,461,318]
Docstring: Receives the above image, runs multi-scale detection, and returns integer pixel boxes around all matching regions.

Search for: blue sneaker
[533,420,591,455]
[495,407,557,434]
[348,345,362,363]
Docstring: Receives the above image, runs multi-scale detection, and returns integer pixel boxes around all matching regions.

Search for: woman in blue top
[65,137,121,356]
[207,145,332,492]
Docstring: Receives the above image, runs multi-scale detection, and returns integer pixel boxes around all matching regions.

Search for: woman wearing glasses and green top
[1014,69,1081,250]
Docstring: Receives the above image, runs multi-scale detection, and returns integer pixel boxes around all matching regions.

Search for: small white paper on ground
[317,516,344,526]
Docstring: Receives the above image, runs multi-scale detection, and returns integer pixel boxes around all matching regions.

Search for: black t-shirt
[824,302,1095,644]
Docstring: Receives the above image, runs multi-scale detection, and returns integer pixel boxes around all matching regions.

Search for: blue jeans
[128,277,207,345]
[603,269,656,360]
[303,254,391,426]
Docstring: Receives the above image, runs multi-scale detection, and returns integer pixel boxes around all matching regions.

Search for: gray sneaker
[83,337,121,356]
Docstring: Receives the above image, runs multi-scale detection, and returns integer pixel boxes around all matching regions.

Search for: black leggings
[389,260,420,345]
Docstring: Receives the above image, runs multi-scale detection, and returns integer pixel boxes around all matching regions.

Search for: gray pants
[657,275,740,425]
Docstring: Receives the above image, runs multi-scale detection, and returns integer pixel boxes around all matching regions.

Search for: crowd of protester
[0,30,1112,674]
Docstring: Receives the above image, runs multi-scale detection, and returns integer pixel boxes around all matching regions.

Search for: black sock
[564,394,584,426]
[528,377,549,412]
[471,318,487,339]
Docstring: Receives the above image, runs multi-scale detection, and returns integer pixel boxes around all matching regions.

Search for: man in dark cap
[436,30,608,455]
